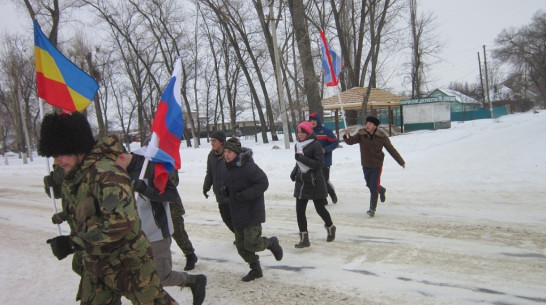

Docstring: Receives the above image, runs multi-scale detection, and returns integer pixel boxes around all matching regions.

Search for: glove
[290,172,296,182]
[46,235,79,260]
[43,174,62,199]
[234,192,244,201]
[203,190,209,199]
[133,179,148,194]
[51,212,65,224]
[295,153,303,161]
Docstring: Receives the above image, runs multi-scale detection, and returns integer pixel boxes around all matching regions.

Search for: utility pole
[269,0,290,149]
[477,52,486,108]
[483,45,493,118]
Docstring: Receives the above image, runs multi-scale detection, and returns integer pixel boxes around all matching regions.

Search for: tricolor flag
[34,19,99,112]
[144,58,184,193]
[320,30,342,87]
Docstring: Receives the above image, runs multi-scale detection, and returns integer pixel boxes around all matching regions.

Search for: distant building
[427,88,481,112]
[401,88,491,131]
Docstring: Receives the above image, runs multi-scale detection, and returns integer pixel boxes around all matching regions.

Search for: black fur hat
[366,116,380,126]
[38,112,96,157]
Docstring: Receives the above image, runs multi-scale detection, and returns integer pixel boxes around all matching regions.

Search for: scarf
[295,138,314,173]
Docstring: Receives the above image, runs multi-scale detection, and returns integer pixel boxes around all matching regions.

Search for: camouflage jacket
[62,136,142,256]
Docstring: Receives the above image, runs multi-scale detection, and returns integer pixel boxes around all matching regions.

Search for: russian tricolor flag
[320,30,342,87]
[145,58,184,193]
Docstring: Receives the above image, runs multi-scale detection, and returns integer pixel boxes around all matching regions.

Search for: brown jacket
[343,128,405,168]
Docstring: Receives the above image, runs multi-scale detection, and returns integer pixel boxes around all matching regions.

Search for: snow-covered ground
[1,110,545,305]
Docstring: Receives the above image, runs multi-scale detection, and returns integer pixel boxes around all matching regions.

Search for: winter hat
[297,121,313,135]
[210,130,226,143]
[366,116,380,127]
[38,112,95,157]
[223,137,242,154]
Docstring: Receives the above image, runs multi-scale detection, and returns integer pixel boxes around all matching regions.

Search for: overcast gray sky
[418,0,544,90]
[0,1,544,92]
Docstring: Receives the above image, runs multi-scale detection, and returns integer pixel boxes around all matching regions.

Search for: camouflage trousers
[169,199,195,256]
[72,251,84,301]
[234,224,268,264]
[80,233,178,305]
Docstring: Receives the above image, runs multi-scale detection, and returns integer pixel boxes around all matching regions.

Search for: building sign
[401,96,457,105]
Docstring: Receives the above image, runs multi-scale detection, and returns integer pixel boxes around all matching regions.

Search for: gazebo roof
[321,87,405,110]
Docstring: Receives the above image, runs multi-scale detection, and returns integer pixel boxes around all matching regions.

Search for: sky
[1,110,545,304]
[416,0,544,90]
[0,1,544,93]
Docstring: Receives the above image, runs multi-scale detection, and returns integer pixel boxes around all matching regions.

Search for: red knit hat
[297,121,313,134]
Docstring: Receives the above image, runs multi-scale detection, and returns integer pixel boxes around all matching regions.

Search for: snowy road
[1,111,545,304]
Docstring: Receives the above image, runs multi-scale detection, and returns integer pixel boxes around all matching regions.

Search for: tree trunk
[287,0,323,114]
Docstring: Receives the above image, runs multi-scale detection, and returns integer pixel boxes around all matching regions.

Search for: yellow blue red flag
[33,19,99,112]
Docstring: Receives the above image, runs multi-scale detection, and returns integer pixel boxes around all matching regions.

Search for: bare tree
[407,0,442,98]
[21,0,61,45]
[199,0,274,143]
[287,0,323,114]
[0,35,37,163]
[493,10,546,108]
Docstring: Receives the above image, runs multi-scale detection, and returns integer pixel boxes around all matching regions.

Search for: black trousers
[296,198,333,232]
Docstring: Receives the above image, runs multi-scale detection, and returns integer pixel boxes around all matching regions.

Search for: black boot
[184,253,198,271]
[186,274,207,305]
[325,224,336,242]
[295,232,310,248]
[267,236,283,261]
[370,192,379,212]
[379,186,386,203]
[330,192,338,204]
[242,262,263,282]
[366,209,375,217]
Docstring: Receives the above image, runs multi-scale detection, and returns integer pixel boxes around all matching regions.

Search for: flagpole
[39,97,62,236]
[336,87,347,130]
[133,157,149,200]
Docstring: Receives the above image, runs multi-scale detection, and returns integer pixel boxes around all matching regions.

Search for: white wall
[403,102,450,124]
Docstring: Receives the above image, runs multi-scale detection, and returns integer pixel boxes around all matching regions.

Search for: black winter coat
[203,149,230,205]
[290,134,328,200]
[224,148,269,228]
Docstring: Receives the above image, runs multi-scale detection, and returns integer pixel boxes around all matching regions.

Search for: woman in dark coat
[290,121,336,248]
[223,137,283,282]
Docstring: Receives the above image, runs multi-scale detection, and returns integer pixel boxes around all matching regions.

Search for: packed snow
[1,110,545,305]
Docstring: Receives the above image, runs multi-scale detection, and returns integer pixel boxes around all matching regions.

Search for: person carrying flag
[39,111,178,305]
[116,152,206,305]
[309,112,339,204]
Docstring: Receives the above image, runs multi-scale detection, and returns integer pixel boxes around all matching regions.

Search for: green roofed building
[400,89,482,131]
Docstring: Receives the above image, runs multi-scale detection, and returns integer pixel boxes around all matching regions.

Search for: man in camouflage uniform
[39,112,178,305]
[168,170,199,271]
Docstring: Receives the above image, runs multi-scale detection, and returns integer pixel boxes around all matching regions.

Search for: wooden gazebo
[320,87,405,136]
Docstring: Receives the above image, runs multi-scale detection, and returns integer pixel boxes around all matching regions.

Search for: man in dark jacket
[343,116,405,217]
[222,137,283,282]
[203,131,234,232]
[116,152,207,305]
[309,112,339,203]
